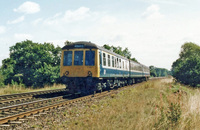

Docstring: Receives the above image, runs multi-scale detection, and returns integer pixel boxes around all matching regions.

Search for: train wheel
[109,84,115,89]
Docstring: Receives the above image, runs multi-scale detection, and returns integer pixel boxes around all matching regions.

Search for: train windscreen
[74,51,83,65]
[63,51,72,66]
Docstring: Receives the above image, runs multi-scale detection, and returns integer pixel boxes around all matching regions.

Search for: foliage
[149,66,170,77]
[103,44,138,62]
[64,40,73,45]
[0,67,4,87]
[172,42,200,87]
[1,40,61,87]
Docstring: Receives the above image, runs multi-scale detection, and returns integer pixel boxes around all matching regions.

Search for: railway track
[0,88,67,108]
[0,78,160,128]
[0,90,113,127]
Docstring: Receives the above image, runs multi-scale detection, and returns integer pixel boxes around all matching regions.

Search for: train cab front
[60,42,100,94]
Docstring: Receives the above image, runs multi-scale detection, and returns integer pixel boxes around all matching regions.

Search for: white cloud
[44,7,91,25]
[63,7,90,22]
[14,1,40,14]
[100,15,117,24]
[142,4,164,20]
[14,33,33,41]
[7,16,25,24]
[142,0,185,6]
[44,13,62,25]
[32,18,43,25]
[0,26,6,34]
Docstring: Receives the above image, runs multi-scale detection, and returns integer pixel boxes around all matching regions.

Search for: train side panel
[129,61,144,78]
[99,50,129,78]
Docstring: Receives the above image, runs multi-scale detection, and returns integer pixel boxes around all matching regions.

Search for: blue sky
[1,0,200,70]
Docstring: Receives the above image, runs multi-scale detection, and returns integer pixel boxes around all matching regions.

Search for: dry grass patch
[0,84,65,95]
[14,78,200,129]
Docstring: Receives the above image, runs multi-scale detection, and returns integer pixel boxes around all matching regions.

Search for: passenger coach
[60,41,150,94]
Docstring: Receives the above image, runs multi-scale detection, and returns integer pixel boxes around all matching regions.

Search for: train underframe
[61,76,148,95]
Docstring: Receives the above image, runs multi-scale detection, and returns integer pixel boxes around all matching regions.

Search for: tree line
[149,66,171,77]
[0,40,171,88]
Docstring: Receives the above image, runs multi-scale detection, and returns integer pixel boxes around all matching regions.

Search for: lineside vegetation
[0,84,65,95]
[172,42,200,87]
[15,78,200,129]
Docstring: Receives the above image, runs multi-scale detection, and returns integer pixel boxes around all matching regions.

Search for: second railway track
[0,88,67,108]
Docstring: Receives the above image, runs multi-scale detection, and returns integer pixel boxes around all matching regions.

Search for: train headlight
[64,71,69,76]
[88,71,92,76]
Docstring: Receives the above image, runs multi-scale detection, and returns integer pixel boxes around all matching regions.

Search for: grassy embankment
[15,78,200,129]
[0,84,65,95]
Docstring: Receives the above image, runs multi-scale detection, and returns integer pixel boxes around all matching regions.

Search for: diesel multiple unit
[60,41,150,94]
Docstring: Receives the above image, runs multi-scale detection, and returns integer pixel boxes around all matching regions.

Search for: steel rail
[0,88,67,105]
[0,91,110,125]
[0,95,69,114]
[0,88,66,100]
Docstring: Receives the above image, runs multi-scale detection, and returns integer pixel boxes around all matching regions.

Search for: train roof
[62,41,98,49]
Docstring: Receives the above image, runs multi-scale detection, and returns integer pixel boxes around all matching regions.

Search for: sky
[1,0,200,70]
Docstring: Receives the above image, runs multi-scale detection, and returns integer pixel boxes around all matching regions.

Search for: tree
[172,42,200,87]
[0,67,4,87]
[149,66,157,77]
[1,40,61,87]
[64,40,73,45]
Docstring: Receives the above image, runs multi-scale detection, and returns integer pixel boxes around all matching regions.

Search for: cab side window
[85,51,95,66]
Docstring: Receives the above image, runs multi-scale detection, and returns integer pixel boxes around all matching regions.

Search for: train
[60,41,150,94]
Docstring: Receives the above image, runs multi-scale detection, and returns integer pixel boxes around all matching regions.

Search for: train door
[129,60,131,77]
[99,50,103,77]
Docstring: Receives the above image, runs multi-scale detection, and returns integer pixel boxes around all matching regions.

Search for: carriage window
[125,61,127,70]
[115,58,117,68]
[108,55,111,67]
[63,51,72,66]
[119,59,121,68]
[85,51,95,66]
[112,56,114,67]
[103,53,106,66]
[117,58,119,68]
[74,51,83,65]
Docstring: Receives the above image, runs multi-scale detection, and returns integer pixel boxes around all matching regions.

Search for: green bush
[172,42,200,87]
[1,40,61,87]
[0,68,4,87]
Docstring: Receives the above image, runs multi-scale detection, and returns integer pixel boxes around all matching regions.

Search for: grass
[14,78,200,129]
[0,84,66,95]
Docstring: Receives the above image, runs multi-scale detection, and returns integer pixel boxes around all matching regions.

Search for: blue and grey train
[60,41,150,94]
